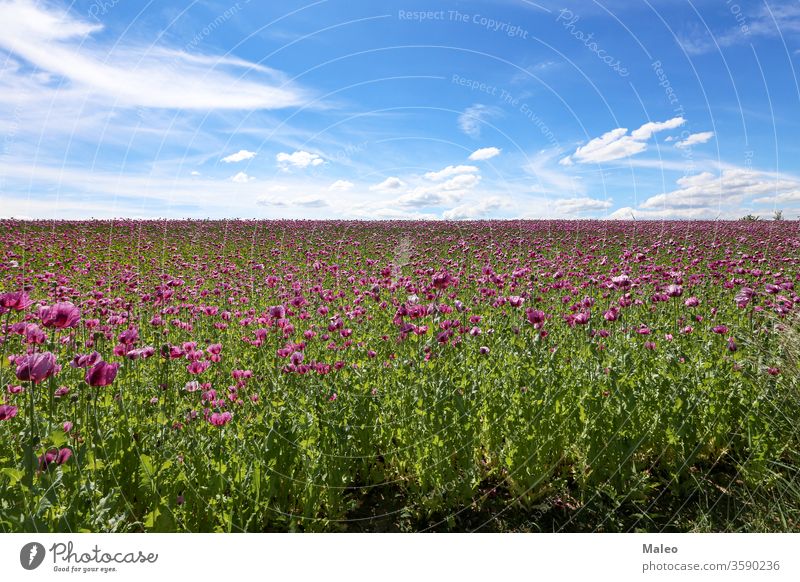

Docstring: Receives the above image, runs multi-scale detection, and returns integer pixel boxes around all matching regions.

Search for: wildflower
[666,284,683,297]
[0,405,18,421]
[0,291,33,311]
[611,274,631,288]
[15,352,58,384]
[735,287,754,308]
[39,301,81,329]
[85,361,119,387]
[209,411,232,426]
[525,308,546,328]
[39,447,72,470]
[70,351,101,368]
[432,272,453,290]
[187,360,211,375]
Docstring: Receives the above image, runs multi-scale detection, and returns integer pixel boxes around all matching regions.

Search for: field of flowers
[0,219,798,532]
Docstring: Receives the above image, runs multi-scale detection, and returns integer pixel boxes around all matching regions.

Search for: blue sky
[1,0,800,219]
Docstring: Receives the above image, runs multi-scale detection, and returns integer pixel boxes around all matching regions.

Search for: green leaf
[1,467,24,486]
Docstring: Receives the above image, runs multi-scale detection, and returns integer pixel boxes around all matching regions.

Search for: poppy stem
[25,380,37,488]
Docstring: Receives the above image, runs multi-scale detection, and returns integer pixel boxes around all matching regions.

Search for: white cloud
[553,197,613,214]
[609,167,800,219]
[630,118,686,140]
[276,150,324,170]
[458,104,502,138]
[561,117,685,165]
[190,171,201,176]
[350,206,438,220]
[328,180,354,192]
[221,150,257,163]
[468,147,501,161]
[369,177,406,192]
[424,165,479,181]
[675,131,715,149]
[640,169,799,210]
[0,1,308,110]
[230,172,254,183]
[608,206,725,220]
[398,173,482,208]
[443,196,506,220]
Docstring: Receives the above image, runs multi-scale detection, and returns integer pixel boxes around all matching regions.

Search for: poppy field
[0,219,798,532]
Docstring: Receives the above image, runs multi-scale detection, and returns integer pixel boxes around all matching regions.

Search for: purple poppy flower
[15,352,58,384]
[39,302,81,329]
[85,361,119,387]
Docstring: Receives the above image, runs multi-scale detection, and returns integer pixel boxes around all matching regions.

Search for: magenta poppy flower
[15,352,58,384]
[735,287,754,308]
[525,308,546,328]
[187,360,210,375]
[56,448,73,465]
[209,411,232,426]
[432,272,453,290]
[85,360,119,387]
[39,301,81,329]
[38,447,72,471]
[23,323,47,345]
[479,346,490,355]
[0,291,33,311]
[70,351,101,368]
[712,325,729,334]
[54,386,70,398]
[118,327,139,345]
[684,296,700,307]
[38,448,58,470]
[727,337,737,352]
[0,405,18,421]
[611,274,631,288]
[63,421,73,433]
[603,308,619,321]
[573,311,590,325]
[666,284,683,298]
[508,296,524,308]
[269,305,286,319]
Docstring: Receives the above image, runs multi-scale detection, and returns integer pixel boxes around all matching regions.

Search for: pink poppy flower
[39,302,81,329]
[209,411,232,426]
[85,361,119,387]
[0,291,33,312]
[15,352,58,384]
[0,405,18,421]
[187,360,210,375]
